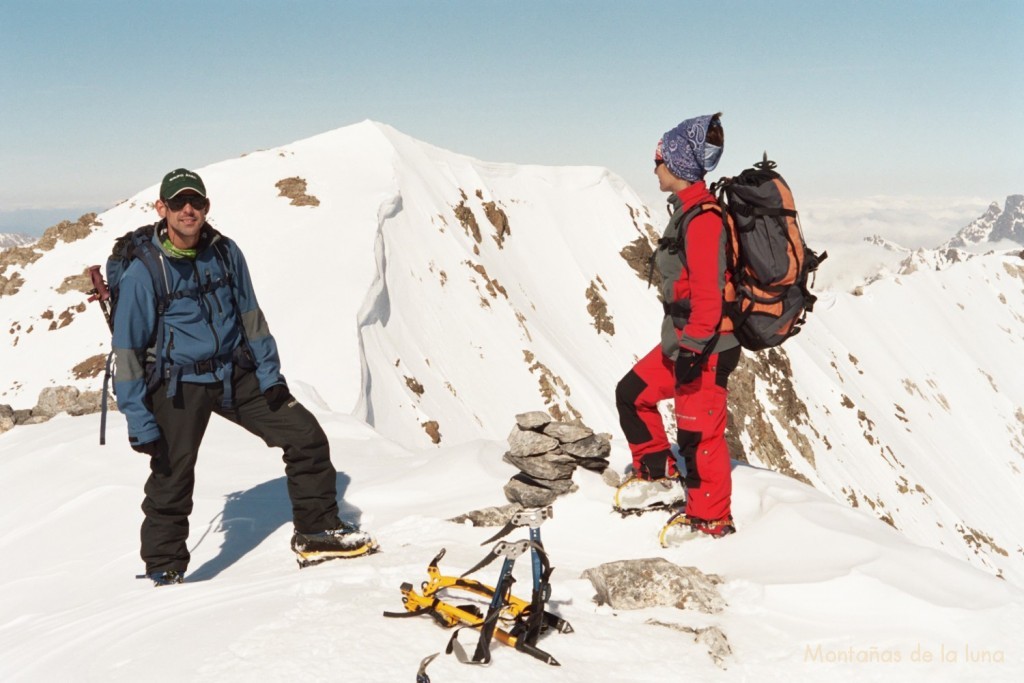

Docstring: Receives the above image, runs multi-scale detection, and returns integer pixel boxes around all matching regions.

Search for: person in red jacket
[614,113,741,541]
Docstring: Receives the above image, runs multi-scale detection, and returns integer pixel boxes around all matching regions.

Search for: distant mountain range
[858,194,1023,281]
[0,232,34,249]
[941,194,1024,250]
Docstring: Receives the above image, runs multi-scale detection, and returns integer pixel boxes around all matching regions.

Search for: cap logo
[160,168,207,199]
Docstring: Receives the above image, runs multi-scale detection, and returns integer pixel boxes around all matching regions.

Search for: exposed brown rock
[422,420,441,444]
[73,354,107,379]
[621,235,658,285]
[482,200,511,248]
[725,351,814,484]
[35,213,101,250]
[57,269,95,295]
[453,200,481,243]
[522,350,582,422]
[275,177,320,206]
[585,278,615,335]
[0,271,25,297]
[404,376,425,396]
[464,261,507,299]
[957,523,1009,558]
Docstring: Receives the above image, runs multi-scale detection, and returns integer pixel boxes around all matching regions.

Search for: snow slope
[0,411,1020,682]
[738,254,1024,584]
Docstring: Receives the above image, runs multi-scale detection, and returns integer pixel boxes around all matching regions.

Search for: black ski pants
[141,369,341,573]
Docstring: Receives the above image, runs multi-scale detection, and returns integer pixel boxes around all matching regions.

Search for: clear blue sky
[2,0,1021,234]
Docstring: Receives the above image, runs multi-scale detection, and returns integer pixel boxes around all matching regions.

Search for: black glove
[131,440,160,457]
[675,348,703,387]
[264,384,292,411]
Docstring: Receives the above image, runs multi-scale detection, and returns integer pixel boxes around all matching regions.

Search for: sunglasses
[163,195,208,211]
[654,159,665,170]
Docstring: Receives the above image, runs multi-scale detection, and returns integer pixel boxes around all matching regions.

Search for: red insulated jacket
[654,181,738,357]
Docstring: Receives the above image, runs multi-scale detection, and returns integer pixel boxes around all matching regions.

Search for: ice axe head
[87,265,110,302]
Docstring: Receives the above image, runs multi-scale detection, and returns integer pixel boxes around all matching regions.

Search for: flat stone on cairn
[501,410,612,506]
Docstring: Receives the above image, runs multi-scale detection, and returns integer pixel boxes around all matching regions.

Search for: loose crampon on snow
[384,506,572,668]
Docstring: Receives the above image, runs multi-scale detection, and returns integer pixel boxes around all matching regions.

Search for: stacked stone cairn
[502,411,611,508]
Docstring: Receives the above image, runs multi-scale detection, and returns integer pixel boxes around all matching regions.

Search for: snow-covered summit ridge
[0,119,657,447]
[3,121,1024,589]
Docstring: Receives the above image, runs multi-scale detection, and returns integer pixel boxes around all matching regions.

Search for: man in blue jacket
[113,168,376,586]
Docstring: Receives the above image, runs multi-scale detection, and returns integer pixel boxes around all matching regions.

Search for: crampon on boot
[291,521,379,567]
[613,476,686,517]
[658,512,735,547]
[146,570,185,587]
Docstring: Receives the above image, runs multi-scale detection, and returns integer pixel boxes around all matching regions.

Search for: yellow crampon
[384,509,572,668]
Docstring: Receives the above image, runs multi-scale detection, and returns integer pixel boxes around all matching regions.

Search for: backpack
[88,224,245,444]
[86,224,172,444]
[711,154,827,350]
[652,153,826,353]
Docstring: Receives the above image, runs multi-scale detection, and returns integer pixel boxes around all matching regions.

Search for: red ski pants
[615,344,740,521]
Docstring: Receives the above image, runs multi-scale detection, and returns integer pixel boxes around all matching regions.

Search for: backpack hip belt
[157,343,254,410]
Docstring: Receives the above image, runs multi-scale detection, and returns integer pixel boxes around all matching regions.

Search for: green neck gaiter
[162,238,198,260]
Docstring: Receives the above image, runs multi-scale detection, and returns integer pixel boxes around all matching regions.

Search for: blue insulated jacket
[112,223,282,445]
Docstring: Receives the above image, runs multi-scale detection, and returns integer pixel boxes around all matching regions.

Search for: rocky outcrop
[0,386,108,434]
[646,619,733,669]
[275,177,320,207]
[0,405,14,434]
[448,503,522,527]
[726,350,816,485]
[585,278,615,335]
[581,557,725,614]
[1,214,100,298]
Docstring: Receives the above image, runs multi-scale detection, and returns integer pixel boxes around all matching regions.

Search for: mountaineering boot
[613,476,686,516]
[147,570,185,587]
[291,520,379,567]
[658,512,735,547]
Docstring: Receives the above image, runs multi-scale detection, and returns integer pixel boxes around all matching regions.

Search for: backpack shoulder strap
[129,226,169,308]
[128,226,172,388]
[210,235,253,351]
[672,202,723,257]
[648,202,722,285]
[681,202,722,226]
[211,236,235,280]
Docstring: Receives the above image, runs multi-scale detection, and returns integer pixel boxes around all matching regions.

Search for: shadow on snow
[186,472,362,581]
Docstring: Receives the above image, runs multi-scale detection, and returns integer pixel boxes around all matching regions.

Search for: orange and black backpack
[710,153,827,351]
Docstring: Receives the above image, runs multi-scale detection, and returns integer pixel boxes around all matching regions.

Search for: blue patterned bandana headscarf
[657,114,723,182]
